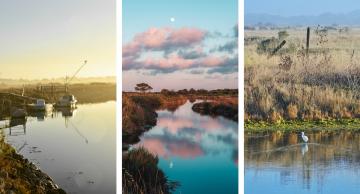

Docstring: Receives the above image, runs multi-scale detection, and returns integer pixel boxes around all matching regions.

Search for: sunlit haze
[0,0,115,79]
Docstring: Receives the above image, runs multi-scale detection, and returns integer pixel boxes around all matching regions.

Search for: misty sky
[123,0,238,91]
[245,0,360,16]
[0,0,115,79]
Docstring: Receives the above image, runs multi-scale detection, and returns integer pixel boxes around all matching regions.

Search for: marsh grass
[122,147,179,194]
[245,27,360,128]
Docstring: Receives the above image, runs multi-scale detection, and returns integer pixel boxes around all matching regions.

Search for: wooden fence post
[306,27,310,57]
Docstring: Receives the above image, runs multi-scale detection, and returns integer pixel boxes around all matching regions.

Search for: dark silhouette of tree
[135,83,153,93]
[177,89,188,94]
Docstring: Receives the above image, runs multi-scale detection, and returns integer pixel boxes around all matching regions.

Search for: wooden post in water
[306,27,310,57]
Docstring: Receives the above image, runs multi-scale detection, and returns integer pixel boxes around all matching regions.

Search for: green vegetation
[245,118,360,132]
[123,147,179,194]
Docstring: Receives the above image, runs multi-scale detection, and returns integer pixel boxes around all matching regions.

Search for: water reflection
[245,131,360,194]
[135,100,238,194]
[4,102,116,194]
[9,118,26,136]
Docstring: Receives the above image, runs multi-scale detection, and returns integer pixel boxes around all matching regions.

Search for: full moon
[170,17,175,22]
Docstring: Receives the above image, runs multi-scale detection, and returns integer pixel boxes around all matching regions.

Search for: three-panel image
[0,0,359,194]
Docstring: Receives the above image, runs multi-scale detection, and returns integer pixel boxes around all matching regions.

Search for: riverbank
[122,94,161,147]
[192,100,238,122]
[0,131,66,194]
[0,82,116,104]
[123,92,238,146]
[245,118,360,132]
[122,94,181,193]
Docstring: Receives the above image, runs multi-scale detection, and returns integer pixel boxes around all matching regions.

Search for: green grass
[245,119,360,132]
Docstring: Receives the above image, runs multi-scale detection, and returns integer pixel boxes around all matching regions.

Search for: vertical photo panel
[245,0,360,194]
[0,0,116,193]
[122,0,239,193]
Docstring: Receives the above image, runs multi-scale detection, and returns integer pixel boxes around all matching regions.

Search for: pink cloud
[167,28,206,46]
[123,27,205,56]
[134,27,170,49]
[142,54,196,69]
[167,142,204,158]
[137,138,168,158]
[201,56,226,67]
[122,27,237,74]
[139,137,204,159]
[157,117,194,134]
[123,42,141,57]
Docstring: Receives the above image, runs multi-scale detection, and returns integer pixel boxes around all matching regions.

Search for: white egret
[301,132,308,143]
[301,143,308,155]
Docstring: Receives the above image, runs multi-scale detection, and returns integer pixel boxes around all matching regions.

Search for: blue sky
[123,0,238,91]
[123,0,237,42]
[245,0,360,16]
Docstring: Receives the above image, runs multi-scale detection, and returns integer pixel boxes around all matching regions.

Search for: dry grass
[122,147,179,194]
[245,27,360,122]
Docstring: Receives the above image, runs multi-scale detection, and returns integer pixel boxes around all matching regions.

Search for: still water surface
[245,131,360,194]
[4,101,115,194]
[134,100,238,194]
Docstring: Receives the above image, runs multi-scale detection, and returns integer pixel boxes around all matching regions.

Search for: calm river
[4,101,116,194]
[134,100,238,194]
[245,131,360,194]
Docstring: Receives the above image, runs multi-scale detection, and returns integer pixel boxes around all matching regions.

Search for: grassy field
[245,27,360,130]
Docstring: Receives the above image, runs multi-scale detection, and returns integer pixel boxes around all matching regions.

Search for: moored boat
[27,99,53,111]
[55,94,77,108]
[10,108,27,119]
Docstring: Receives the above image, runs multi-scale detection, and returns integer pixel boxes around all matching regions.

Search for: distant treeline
[159,88,238,96]
[0,82,116,104]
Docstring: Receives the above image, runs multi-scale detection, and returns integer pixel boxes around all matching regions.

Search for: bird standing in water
[301,132,308,143]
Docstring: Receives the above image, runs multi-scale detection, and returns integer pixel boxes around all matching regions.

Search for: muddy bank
[192,101,238,122]
[0,132,65,194]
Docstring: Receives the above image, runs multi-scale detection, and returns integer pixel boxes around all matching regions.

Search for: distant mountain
[245,10,360,26]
